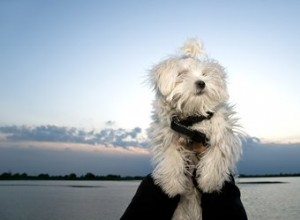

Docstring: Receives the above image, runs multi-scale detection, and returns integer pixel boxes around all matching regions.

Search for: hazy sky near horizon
[1,0,300,143]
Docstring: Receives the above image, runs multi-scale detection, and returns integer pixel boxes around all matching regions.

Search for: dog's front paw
[196,148,230,193]
[152,171,188,197]
[197,173,227,193]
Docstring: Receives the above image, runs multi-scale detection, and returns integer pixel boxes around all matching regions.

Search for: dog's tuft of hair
[181,38,205,58]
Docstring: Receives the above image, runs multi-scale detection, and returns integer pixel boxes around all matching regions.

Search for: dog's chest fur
[179,109,224,149]
[176,118,212,164]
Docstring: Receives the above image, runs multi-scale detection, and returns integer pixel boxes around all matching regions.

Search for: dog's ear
[181,39,205,58]
[150,59,178,97]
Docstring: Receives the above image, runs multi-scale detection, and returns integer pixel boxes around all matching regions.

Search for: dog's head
[150,39,229,115]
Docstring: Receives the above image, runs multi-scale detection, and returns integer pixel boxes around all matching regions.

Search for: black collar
[170,112,213,146]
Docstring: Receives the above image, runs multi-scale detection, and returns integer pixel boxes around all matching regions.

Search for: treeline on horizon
[1,172,300,181]
[0,172,144,181]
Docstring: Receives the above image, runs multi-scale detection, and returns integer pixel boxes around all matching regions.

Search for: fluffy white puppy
[149,39,242,220]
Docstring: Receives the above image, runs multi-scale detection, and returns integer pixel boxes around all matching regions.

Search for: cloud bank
[0,125,151,176]
[0,125,149,148]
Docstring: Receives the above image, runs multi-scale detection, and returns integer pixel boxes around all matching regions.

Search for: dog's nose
[195,80,205,89]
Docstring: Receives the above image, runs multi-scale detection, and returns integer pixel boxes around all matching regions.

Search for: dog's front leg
[152,134,189,197]
[196,143,230,193]
[196,115,240,193]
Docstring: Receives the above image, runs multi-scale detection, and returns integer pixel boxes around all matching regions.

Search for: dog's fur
[149,39,242,220]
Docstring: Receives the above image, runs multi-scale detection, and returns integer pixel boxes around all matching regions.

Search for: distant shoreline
[238,181,287,184]
[238,173,300,178]
[1,172,300,181]
[0,173,144,181]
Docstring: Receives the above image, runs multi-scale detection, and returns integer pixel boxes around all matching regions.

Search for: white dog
[149,39,242,220]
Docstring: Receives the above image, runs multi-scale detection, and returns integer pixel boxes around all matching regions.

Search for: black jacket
[120,174,247,220]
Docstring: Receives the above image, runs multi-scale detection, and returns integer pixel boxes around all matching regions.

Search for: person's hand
[120,174,180,220]
[201,175,248,220]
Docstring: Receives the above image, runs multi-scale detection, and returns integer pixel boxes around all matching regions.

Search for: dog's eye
[202,72,207,76]
[178,70,188,76]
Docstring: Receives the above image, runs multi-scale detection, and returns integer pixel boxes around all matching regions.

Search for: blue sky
[1,0,300,175]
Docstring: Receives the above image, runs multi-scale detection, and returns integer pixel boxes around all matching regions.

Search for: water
[238,177,300,220]
[0,177,299,220]
[0,181,138,220]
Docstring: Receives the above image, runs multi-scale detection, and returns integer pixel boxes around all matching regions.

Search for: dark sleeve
[120,174,180,220]
[201,177,248,220]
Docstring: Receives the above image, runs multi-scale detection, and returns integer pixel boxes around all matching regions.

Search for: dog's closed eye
[178,70,189,77]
